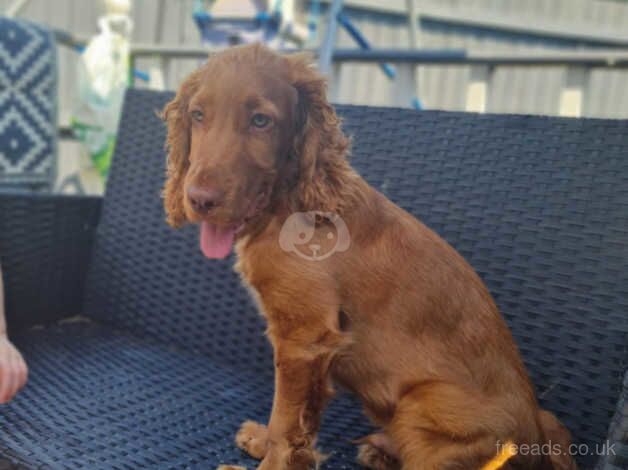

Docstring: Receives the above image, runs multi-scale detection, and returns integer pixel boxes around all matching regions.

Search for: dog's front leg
[236,316,341,469]
[256,336,335,470]
[236,344,332,468]
[235,268,344,468]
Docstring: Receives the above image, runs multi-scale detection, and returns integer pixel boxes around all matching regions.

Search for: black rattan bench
[0,89,626,469]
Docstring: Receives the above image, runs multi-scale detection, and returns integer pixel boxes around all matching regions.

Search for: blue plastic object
[193,2,282,45]
[337,12,396,79]
[307,0,321,42]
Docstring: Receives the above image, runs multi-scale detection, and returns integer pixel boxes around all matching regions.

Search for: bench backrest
[83,89,628,465]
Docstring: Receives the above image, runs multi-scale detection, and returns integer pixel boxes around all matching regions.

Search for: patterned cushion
[0,16,57,189]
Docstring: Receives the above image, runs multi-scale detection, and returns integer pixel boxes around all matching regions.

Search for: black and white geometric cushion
[0,16,57,190]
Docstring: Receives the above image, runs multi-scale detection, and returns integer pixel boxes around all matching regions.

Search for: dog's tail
[537,409,578,470]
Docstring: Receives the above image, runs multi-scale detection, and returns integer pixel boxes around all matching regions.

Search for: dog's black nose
[188,186,224,214]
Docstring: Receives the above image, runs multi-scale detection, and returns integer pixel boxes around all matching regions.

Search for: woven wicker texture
[596,370,628,470]
[0,195,101,330]
[613,374,628,469]
[0,89,625,469]
[3,322,365,469]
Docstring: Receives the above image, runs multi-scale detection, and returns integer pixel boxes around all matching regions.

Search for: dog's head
[162,43,350,259]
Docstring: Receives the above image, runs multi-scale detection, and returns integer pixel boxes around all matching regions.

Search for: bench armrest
[0,194,102,331]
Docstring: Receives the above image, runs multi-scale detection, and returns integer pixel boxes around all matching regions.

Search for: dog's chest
[233,239,281,319]
[233,259,265,319]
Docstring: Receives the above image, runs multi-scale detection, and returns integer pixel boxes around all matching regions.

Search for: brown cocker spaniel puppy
[163,44,577,470]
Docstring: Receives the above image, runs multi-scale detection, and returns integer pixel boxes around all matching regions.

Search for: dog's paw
[236,420,269,460]
[217,466,247,470]
[357,443,400,470]
[289,446,325,470]
[256,444,323,470]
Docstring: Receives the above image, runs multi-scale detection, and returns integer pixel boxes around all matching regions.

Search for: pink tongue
[200,222,236,259]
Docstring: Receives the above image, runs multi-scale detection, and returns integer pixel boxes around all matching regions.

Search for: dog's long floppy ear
[161,68,203,227]
[286,53,351,213]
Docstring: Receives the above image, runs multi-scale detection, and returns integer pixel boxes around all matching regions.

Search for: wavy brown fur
[282,53,356,214]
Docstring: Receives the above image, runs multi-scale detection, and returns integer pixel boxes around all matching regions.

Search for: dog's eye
[190,110,204,122]
[251,113,271,129]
